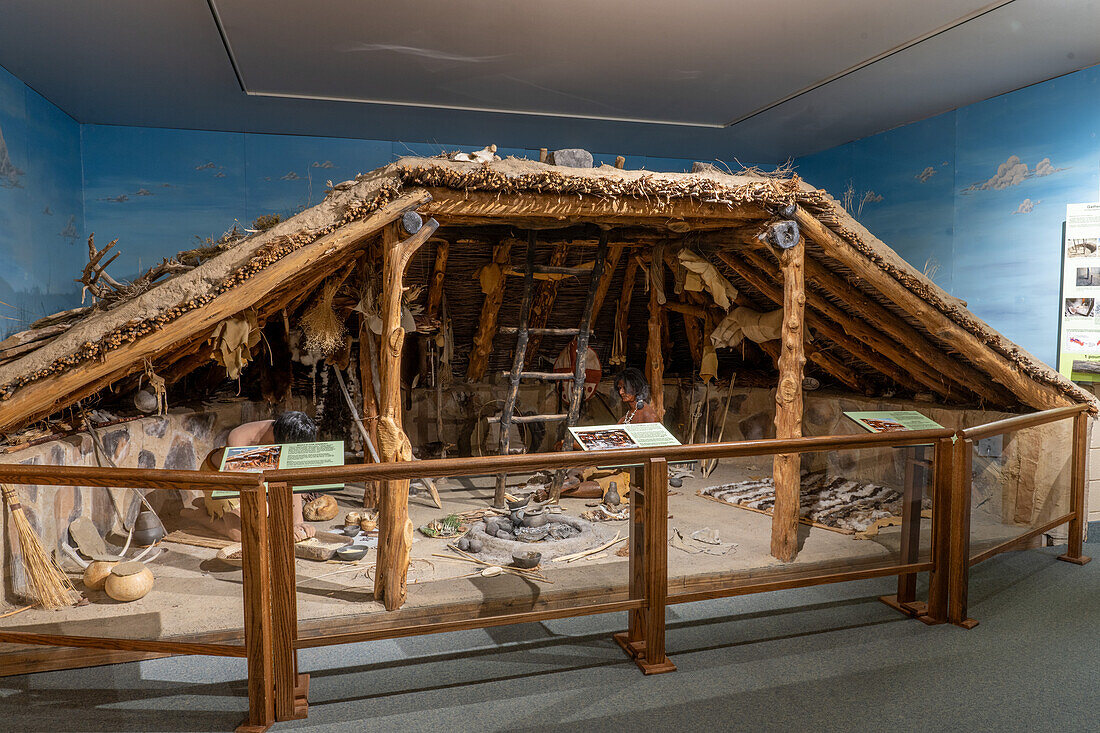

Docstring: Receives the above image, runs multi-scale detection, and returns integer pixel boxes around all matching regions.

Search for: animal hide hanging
[210,309,261,379]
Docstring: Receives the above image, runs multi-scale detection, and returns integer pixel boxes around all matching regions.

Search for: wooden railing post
[637,457,675,674]
[267,481,308,721]
[1058,411,1092,566]
[919,437,953,625]
[881,444,929,617]
[947,437,978,629]
[237,481,275,733]
[614,464,647,660]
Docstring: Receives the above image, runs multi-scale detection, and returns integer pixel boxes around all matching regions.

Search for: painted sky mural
[0,65,84,338]
[798,65,1100,367]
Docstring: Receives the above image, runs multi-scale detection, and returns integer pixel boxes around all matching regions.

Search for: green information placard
[568,422,681,451]
[843,411,944,433]
[210,440,344,498]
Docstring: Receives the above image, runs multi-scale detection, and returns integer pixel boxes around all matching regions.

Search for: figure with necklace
[613,367,660,424]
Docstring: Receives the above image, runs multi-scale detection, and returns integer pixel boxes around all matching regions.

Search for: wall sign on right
[1059,203,1100,383]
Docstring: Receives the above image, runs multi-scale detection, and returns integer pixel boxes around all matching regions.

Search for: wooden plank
[770,238,806,563]
[792,205,1075,411]
[0,193,430,433]
[466,240,513,381]
[0,632,243,658]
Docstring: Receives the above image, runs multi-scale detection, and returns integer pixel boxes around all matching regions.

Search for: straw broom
[1,484,75,610]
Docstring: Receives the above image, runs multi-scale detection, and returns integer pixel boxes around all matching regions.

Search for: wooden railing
[0,406,1091,732]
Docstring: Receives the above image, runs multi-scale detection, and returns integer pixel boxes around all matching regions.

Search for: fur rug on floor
[700,472,929,535]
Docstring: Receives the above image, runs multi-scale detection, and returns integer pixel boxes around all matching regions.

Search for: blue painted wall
[0,65,85,336]
[80,128,702,281]
[797,66,1100,367]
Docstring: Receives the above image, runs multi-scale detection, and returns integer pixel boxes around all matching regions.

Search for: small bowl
[511,551,542,569]
[335,545,369,562]
[343,524,361,537]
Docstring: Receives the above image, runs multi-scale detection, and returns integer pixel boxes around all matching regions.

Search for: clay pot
[506,495,530,511]
[303,495,338,522]
[83,555,120,591]
[522,510,548,528]
[105,561,154,602]
[359,512,378,533]
[344,511,362,526]
[131,510,165,547]
[343,524,361,537]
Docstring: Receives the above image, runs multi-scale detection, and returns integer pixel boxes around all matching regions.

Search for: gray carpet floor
[2,525,1098,732]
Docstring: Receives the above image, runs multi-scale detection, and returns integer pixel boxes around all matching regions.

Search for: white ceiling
[0,0,1098,160]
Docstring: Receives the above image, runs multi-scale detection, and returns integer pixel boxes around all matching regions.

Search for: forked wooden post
[947,437,978,629]
[237,483,275,733]
[614,464,647,660]
[638,457,675,674]
[771,238,806,562]
[267,481,308,721]
[1058,411,1092,565]
[920,437,953,625]
[375,217,440,611]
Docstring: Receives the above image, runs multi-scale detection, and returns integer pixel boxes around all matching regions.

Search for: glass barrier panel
[968,419,1074,563]
[0,482,245,646]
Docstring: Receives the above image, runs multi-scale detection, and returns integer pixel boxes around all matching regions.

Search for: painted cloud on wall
[281,171,301,181]
[1013,198,1040,214]
[915,166,937,183]
[961,154,1069,193]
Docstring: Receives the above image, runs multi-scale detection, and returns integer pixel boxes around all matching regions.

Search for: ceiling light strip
[245,90,726,129]
[207,0,247,92]
[725,0,1018,127]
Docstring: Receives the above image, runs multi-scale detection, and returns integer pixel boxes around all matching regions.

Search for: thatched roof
[0,156,1093,434]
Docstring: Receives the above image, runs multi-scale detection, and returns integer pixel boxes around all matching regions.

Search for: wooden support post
[375,218,440,611]
[523,243,568,368]
[880,445,928,618]
[588,243,624,330]
[467,240,513,381]
[646,257,665,420]
[770,238,805,563]
[638,457,675,674]
[236,484,275,733]
[267,482,308,721]
[614,464,647,660]
[610,256,640,365]
[920,437,953,625]
[947,437,978,629]
[426,239,449,322]
[358,258,381,509]
[1058,411,1092,565]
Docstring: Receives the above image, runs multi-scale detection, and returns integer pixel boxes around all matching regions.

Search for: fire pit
[463,511,614,566]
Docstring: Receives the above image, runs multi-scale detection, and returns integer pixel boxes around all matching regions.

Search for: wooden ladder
[489,231,609,506]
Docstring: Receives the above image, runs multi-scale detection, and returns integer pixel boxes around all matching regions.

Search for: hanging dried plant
[301,278,347,355]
